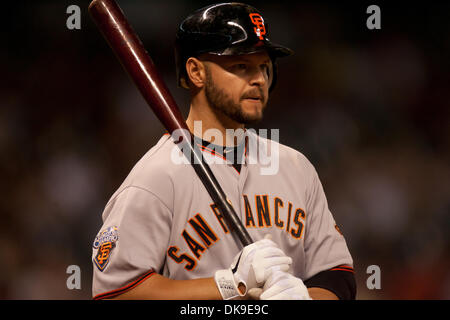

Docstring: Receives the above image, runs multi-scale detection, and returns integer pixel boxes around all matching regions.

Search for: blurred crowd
[1,1,449,299]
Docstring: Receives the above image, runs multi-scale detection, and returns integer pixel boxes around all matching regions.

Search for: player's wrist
[214,269,247,300]
[215,236,293,300]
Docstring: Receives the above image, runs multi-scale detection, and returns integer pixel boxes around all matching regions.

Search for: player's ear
[185,57,206,89]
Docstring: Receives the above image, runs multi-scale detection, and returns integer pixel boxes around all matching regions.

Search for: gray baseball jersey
[92,130,353,299]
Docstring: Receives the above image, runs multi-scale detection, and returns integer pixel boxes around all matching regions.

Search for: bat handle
[193,161,254,247]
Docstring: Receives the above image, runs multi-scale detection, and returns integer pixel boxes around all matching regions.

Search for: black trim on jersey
[304,268,357,300]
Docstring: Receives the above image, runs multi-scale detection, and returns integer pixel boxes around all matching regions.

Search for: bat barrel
[89,0,187,134]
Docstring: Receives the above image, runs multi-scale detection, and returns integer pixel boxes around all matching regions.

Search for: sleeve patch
[93,226,119,272]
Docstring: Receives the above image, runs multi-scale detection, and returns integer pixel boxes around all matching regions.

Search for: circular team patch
[93,226,118,271]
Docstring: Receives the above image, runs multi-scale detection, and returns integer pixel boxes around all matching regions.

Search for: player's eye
[232,63,247,70]
[260,64,270,77]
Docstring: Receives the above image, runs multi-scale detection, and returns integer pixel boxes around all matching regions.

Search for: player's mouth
[243,97,262,102]
[241,88,266,104]
[241,95,265,103]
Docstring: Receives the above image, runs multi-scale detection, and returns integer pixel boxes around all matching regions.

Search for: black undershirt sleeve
[304,268,357,300]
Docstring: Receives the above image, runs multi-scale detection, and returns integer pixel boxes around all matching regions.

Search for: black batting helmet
[175,2,293,91]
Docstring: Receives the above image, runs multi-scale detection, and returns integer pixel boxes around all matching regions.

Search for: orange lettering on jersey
[249,13,266,40]
[243,195,256,227]
[290,208,306,239]
[182,230,205,259]
[285,202,292,233]
[256,195,271,227]
[167,246,197,271]
[189,213,219,247]
[274,197,284,229]
[210,204,229,234]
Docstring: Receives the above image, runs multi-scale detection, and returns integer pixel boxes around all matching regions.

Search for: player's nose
[248,66,268,88]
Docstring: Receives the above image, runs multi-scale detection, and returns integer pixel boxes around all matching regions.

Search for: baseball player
[92,2,356,300]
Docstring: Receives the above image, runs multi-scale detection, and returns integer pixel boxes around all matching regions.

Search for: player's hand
[214,235,292,300]
[259,270,312,300]
[245,287,263,300]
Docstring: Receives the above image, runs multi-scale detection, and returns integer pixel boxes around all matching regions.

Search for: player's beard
[204,66,267,125]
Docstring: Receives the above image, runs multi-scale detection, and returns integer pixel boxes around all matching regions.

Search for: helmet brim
[208,40,294,58]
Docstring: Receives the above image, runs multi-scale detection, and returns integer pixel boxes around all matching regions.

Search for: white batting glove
[214,236,292,300]
[246,287,264,300]
[260,270,312,300]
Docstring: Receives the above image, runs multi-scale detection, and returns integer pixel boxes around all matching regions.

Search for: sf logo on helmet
[249,13,266,40]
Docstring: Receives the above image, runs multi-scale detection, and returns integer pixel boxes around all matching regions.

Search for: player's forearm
[307,287,339,300]
[111,273,222,300]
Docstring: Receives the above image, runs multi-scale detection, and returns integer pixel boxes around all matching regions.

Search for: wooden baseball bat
[88,0,253,247]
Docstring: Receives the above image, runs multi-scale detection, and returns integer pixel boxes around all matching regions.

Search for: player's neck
[186,98,245,147]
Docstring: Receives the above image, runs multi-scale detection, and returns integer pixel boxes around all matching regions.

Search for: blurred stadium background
[1,0,449,299]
